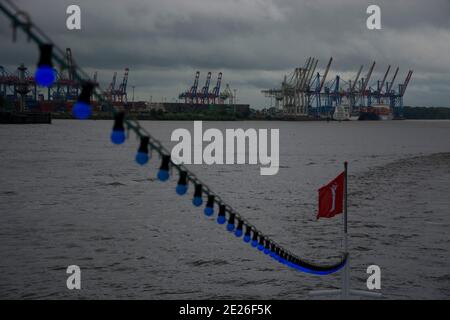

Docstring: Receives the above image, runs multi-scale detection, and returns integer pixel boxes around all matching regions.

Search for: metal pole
[310,162,382,299]
[342,161,349,298]
[344,161,348,234]
[233,89,237,113]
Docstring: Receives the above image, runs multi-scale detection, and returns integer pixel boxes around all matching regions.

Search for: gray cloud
[1,0,449,107]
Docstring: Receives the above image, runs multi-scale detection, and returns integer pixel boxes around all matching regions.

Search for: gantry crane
[211,72,222,104]
[262,58,412,119]
[179,71,225,105]
[200,72,212,104]
[119,68,129,102]
[106,72,117,101]
[179,71,200,104]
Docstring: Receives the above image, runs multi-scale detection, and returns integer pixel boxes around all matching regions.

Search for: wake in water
[347,153,450,299]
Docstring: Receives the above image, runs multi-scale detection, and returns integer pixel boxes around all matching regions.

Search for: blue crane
[188,71,200,103]
[200,72,212,104]
[211,72,222,104]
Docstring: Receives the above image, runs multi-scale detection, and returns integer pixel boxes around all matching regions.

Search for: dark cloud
[1,0,449,107]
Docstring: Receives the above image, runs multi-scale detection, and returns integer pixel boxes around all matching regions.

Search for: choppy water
[0,120,449,299]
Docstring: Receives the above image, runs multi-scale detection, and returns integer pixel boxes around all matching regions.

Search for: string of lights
[0,0,347,275]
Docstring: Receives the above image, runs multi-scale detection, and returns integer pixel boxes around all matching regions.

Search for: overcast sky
[1,0,449,107]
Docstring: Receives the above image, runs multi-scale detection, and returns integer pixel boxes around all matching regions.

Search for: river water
[0,120,449,299]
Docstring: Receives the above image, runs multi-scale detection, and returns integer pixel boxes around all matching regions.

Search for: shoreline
[51,112,325,121]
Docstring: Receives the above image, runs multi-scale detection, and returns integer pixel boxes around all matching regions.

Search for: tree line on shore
[403,106,450,119]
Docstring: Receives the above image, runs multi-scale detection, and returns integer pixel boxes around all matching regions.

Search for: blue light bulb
[263,248,270,254]
[235,229,243,237]
[135,152,149,165]
[72,101,92,120]
[226,223,235,232]
[251,239,258,247]
[192,196,203,207]
[35,65,55,87]
[243,234,251,243]
[157,169,170,182]
[217,216,226,224]
[176,184,188,195]
[111,130,126,145]
[204,207,214,216]
[257,243,265,251]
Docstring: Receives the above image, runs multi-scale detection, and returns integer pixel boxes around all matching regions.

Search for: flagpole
[344,162,348,236]
[310,162,382,299]
[342,161,349,298]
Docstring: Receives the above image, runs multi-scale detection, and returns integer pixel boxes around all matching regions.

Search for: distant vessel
[358,104,392,121]
[332,103,350,121]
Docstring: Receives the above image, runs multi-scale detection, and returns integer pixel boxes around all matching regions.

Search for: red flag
[317,172,345,219]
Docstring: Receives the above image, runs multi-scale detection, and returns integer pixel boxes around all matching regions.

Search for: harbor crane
[104,71,117,102]
[200,72,212,104]
[386,67,399,94]
[179,71,200,104]
[262,57,413,119]
[211,72,222,104]
[118,68,129,102]
[179,71,226,105]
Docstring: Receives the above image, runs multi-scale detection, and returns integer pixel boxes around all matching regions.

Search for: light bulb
[204,195,214,216]
[135,137,150,165]
[35,66,55,87]
[72,101,92,120]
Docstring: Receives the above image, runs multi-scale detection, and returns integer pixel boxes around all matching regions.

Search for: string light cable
[0,0,347,275]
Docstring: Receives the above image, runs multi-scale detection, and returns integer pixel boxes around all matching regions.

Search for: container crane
[378,65,391,94]
[191,71,200,103]
[52,48,79,100]
[211,72,222,104]
[298,57,312,89]
[386,67,399,94]
[361,61,376,94]
[334,75,340,95]
[110,72,117,92]
[400,70,413,96]
[374,65,391,103]
[263,58,413,118]
[392,70,413,118]
[350,65,363,93]
[179,71,200,103]
[355,61,375,107]
[318,57,333,93]
[65,48,78,99]
[304,58,318,90]
[115,68,129,102]
[104,72,117,101]
[346,65,363,114]
[200,72,212,104]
